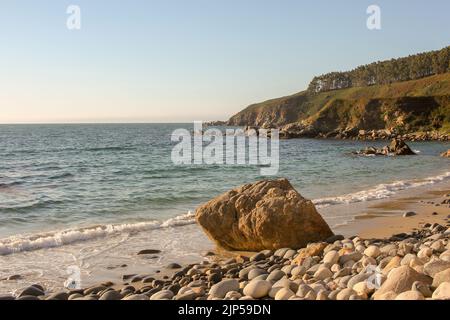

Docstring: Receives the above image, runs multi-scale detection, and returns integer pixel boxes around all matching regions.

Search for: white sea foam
[313,171,450,208]
[2,170,450,256]
[0,211,196,256]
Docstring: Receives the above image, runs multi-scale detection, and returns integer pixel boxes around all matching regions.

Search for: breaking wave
[0,212,195,256]
[313,171,450,208]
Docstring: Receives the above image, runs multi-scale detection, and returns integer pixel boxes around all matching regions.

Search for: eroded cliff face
[227,93,308,127]
[226,73,450,139]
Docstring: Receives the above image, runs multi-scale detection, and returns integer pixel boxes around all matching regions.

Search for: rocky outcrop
[386,139,416,155]
[441,150,450,157]
[353,139,416,156]
[225,65,450,141]
[195,179,333,251]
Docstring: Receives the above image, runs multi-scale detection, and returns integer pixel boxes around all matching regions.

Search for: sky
[0,0,449,124]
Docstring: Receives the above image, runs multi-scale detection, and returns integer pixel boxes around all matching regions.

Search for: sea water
[0,124,449,293]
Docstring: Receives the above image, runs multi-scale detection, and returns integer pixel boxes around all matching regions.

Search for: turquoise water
[0,123,449,293]
[0,123,449,247]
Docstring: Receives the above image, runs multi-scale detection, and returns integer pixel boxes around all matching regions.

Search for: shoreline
[1,179,449,300]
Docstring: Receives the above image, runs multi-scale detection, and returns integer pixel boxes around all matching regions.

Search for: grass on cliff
[230,73,450,132]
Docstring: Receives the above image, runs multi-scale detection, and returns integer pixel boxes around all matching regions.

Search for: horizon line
[0,121,228,125]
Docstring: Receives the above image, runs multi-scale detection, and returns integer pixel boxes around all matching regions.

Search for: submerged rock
[195,178,333,251]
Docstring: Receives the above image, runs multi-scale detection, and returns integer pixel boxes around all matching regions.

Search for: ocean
[0,123,449,293]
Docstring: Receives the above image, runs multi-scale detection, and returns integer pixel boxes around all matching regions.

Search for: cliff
[227,73,450,139]
[227,47,450,139]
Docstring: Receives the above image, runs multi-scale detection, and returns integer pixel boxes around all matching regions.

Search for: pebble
[207,273,222,284]
[68,293,83,300]
[248,268,267,280]
[395,290,425,300]
[336,288,357,300]
[266,270,285,282]
[403,211,416,217]
[99,290,122,300]
[326,234,344,243]
[432,282,450,300]
[83,285,106,295]
[316,290,329,300]
[167,263,182,269]
[137,249,161,255]
[323,250,340,265]
[411,281,432,297]
[313,267,333,280]
[45,292,69,300]
[423,260,450,277]
[243,280,272,299]
[283,249,297,259]
[150,289,174,300]
[274,248,290,257]
[250,252,266,262]
[17,295,40,300]
[123,294,149,300]
[364,245,381,258]
[296,284,313,298]
[225,291,242,299]
[209,279,239,299]
[202,251,216,257]
[19,285,45,297]
[431,269,450,288]
[274,288,295,300]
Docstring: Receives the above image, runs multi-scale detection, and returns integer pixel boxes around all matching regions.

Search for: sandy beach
[337,183,450,239]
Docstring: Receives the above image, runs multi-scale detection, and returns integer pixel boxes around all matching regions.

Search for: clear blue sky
[1,0,449,123]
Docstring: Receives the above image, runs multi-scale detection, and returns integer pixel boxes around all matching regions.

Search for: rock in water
[354,138,416,156]
[387,138,416,155]
[440,150,450,157]
[195,178,333,251]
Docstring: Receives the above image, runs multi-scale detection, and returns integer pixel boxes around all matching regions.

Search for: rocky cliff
[227,47,450,140]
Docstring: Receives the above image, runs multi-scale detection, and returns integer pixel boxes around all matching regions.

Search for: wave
[0,181,23,189]
[48,172,74,180]
[313,171,450,208]
[2,170,449,256]
[85,146,133,152]
[0,211,196,256]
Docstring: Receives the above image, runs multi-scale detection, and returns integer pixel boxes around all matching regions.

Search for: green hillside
[227,73,450,134]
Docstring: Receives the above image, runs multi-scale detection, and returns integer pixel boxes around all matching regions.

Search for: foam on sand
[0,212,196,256]
[313,171,450,208]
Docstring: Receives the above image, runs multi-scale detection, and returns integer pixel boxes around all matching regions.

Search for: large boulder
[195,178,333,251]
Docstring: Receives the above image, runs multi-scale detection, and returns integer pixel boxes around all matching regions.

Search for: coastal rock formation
[387,138,416,155]
[441,150,450,157]
[354,138,416,156]
[195,178,334,251]
[226,47,450,141]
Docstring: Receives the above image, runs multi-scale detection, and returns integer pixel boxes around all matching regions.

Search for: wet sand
[336,185,450,239]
